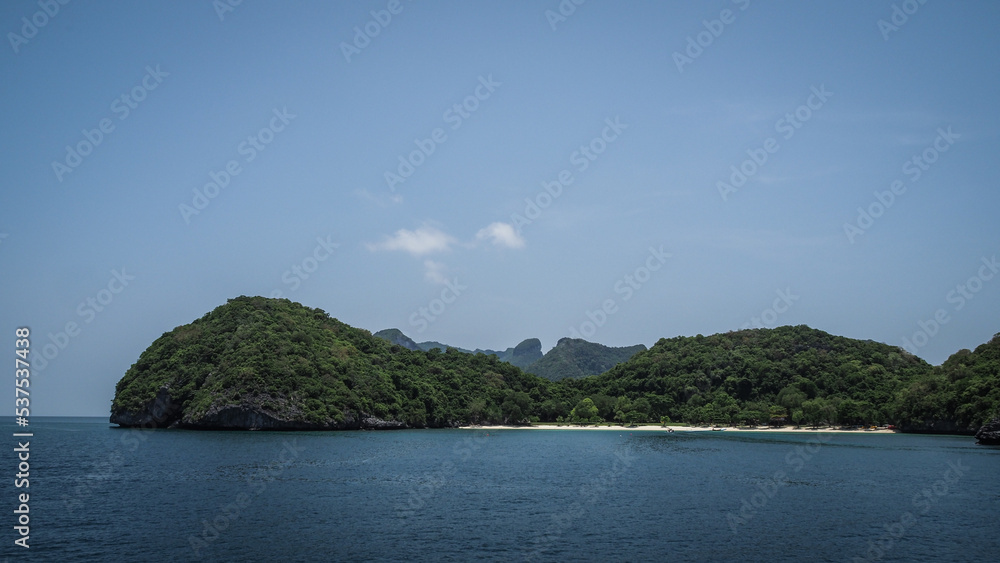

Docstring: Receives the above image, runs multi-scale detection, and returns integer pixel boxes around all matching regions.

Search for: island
[111,296,999,436]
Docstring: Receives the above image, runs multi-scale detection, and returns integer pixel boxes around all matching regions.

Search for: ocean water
[2,418,997,562]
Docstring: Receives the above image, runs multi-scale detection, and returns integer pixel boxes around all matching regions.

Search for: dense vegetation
[525,338,647,381]
[112,297,547,428]
[894,334,1000,432]
[552,327,932,427]
[111,297,999,433]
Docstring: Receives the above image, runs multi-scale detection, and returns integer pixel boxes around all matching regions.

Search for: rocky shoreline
[109,387,413,430]
[975,418,1000,445]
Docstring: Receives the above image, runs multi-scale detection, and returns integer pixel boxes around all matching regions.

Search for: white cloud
[366,225,456,256]
[475,222,525,249]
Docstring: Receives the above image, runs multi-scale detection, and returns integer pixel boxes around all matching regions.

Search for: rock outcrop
[111,386,417,431]
[110,387,182,428]
[525,338,647,381]
[509,338,543,368]
[899,419,978,435]
[975,418,1000,445]
[372,328,421,351]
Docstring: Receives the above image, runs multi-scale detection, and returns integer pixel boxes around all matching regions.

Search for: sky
[2,0,998,416]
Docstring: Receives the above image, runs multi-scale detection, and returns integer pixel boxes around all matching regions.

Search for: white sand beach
[459,424,897,434]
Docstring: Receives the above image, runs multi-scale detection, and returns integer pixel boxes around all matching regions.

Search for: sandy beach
[459,424,897,434]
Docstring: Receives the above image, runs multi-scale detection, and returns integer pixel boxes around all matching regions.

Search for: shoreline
[458,424,898,434]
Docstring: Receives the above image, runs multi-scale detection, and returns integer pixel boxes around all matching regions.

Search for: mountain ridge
[373,329,542,368]
[372,330,645,379]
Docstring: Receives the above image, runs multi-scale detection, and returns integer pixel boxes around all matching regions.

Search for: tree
[769,405,788,426]
[484,404,503,424]
[624,411,644,425]
[711,393,739,425]
[700,405,717,426]
[571,398,599,423]
[505,405,525,424]
[404,400,427,427]
[614,396,632,414]
[733,377,754,401]
[590,394,617,421]
[791,409,804,427]
[801,398,823,427]
[837,398,863,426]
[739,401,770,427]
[777,385,807,413]
[467,399,486,424]
[820,402,838,426]
[632,397,652,421]
[539,399,569,421]
[614,396,632,425]
[502,391,531,424]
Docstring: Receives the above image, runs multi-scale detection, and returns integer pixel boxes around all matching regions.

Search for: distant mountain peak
[526,339,647,381]
[512,338,542,357]
[371,330,541,368]
[373,328,420,351]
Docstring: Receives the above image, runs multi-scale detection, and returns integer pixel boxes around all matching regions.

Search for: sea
[1,417,997,562]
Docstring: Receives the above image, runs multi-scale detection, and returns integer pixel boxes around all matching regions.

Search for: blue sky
[2,0,998,416]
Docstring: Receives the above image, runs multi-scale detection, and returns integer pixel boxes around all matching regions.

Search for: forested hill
[894,333,1000,432]
[111,296,548,429]
[562,325,935,427]
[110,297,998,433]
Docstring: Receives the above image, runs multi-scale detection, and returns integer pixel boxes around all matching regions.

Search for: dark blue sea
[2,418,997,562]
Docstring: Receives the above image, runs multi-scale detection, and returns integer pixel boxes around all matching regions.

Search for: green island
[111,296,999,435]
